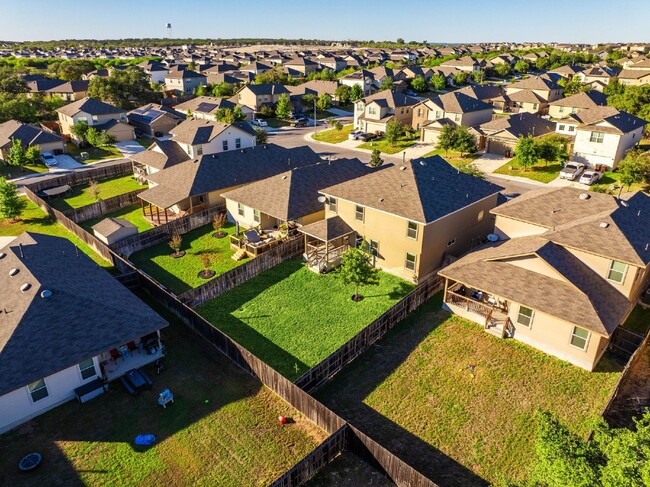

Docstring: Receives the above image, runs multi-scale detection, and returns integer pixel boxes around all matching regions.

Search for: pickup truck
[559,162,586,180]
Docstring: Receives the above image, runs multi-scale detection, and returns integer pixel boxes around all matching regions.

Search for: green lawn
[130,222,247,294]
[357,135,417,154]
[0,305,327,487]
[0,198,114,270]
[197,259,414,380]
[67,142,123,164]
[81,203,154,234]
[593,170,649,194]
[264,118,291,128]
[621,305,650,335]
[48,175,143,211]
[317,297,622,486]
[493,160,562,183]
[311,124,354,144]
[422,148,480,167]
[0,162,48,179]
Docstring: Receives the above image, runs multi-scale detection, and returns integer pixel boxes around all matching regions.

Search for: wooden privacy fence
[294,273,444,392]
[25,160,132,192]
[179,236,304,307]
[110,205,226,257]
[65,189,145,223]
[608,326,646,362]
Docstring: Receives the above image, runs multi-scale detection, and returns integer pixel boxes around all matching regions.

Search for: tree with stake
[369,149,384,167]
[385,119,402,146]
[168,234,183,258]
[88,179,101,202]
[198,252,215,279]
[212,212,227,238]
[338,247,380,302]
[0,177,28,222]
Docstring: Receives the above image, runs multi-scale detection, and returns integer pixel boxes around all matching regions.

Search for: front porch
[99,333,164,381]
[444,280,513,338]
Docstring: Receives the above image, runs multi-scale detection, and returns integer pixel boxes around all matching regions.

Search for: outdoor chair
[109,348,122,364]
[127,341,138,355]
[244,229,261,244]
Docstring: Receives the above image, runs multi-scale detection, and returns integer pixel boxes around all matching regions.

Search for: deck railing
[445,290,493,319]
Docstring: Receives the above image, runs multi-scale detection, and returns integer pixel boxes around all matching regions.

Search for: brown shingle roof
[298,216,355,242]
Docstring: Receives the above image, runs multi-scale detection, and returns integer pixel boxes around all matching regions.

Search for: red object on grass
[278,415,287,424]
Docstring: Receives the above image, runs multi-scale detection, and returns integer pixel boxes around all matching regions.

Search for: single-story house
[0,120,66,160]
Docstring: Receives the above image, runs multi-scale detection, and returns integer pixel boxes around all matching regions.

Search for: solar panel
[196,102,218,113]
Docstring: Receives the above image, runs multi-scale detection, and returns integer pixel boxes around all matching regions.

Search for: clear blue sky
[1,0,648,44]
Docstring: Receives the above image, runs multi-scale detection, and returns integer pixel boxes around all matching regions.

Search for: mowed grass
[0,198,114,270]
[493,160,562,183]
[0,162,48,179]
[48,174,143,211]
[0,305,327,487]
[198,259,413,379]
[312,124,354,144]
[130,223,247,294]
[67,142,123,164]
[422,148,480,167]
[357,135,417,154]
[317,298,622,486]
[80,203,154,234]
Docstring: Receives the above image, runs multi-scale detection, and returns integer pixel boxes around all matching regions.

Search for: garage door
[487,138,514,156]
[422,128,441,145]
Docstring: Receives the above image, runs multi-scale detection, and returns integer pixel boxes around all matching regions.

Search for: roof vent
[419,160,427,166]
[579,193,591,200]
[599,222,609,228]
[41,290,53,299]
[399,166,407,171]
[379,198,384,202]
[0,252,5,259]
[282,175,287,179]
[20,283,31,293]
[9,268,19,277]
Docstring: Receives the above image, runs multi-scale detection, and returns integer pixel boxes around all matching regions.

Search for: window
[447,238,456,247]
[79,359,96,380]
[407,221,418,239]
[355,205,364,222]
[568,126,575,132]
[405,252,416,271]
[237,202,244,216]
[253,209,260,223]
[235,138,241,149]
[570,326,590,350]
[607,260,627,284]
[328,197,337,213]
[28,379,49,402]
[454,113,461,122]
[77,116,88,124]
[559,106,565,113]
[196,145,203,156]
[357,103,364,112]
[517,306,534,328]
[435,110,442,119]
[559,124,566,131]
[532,103,538,110]
[222,140,229,151]
[368,106,377,115]
[417,108,424,117]
[119,113,126,121]
[368,240,379,256]
[92,115,98,122]
[400,108,404,114]
[590,132,604,143]
[478,210,484,221]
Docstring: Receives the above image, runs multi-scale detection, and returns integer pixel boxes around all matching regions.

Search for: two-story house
[548,90,608,120]
[492,75,563,114]
[353,90,420,133]
[137,60,169,84]
[284,56,320,76]
[235,83,291,112]
[440,187,650,371]
[477,112,556,155]
[127,104,185,138]
[440,56,482,73]
[163,69,207,95]
[340,69,375,96]
[56,97,134,143]
[174,96,254,122]
[308,156,503,282]
[167,118,257,160]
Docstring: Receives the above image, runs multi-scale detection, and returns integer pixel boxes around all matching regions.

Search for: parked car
[579,169,603,185]
[559,162,586,180]
[41,152,57,167]
[251,119,268,127]
[119,368,153,396]
[291,119,307,127]
[358,133,377,142]
[348,130,364,140]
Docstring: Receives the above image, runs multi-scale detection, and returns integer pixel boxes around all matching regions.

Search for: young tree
[410,76,427,92]
[338,247,380,301]
[301,93,317,110]
[275,93,293,119]
[0,177,28,221]
[452,71,469,86]
[215,108,236,124]
[333,120,343,131]
[472,70,486,84]
[254,128,268,144]
[514,135,539,171]
[379,77,394,91]
[459,163,486,179]
[437,124,458,156]
[5,138,27,168]
[212,82,233,97]
[429,73,447,91]
[25,146,41,165]
[454,127,477,157]
[384,120,403,145]
[195,84,207,96]
[70,120,89,144]
[335,84,351,105]
[316,93,332,111]
[198,252,214,278]
[168,234,183,257]
[369,149,384,167]
[617,150,650,195]
[349,84,364,102]
[88,179,101,201]
[212,213,227,237]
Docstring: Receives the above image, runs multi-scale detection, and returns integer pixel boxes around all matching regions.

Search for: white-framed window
[355,205,364,222]
[237,202,244,216]
[368,239,379,256]
[407,221,418,239]
[516,306,534,328]
[435,110,442,119]
[570,326,590,350]
[77,116,88,124]
[368,106,377,115]
[357,103,364,112]
[79,358,96,380]
[253,209,260,223]
[447,238,456,247]
[405,252,416,271]
[222,140,229,151]
[568,126,575,132]
[559,124,566,131]
[196,145,203,156]
[328,197,337,213]
[28,379,49,402]
[590,132,604,143]
[454,113,461,122]
[607,260,627,284]
[559,106,565,113]
[417,108,423,117]
[92,115,98,122]
[236,138,241,149]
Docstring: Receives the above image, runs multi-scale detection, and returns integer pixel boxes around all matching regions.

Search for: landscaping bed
[311,124,354,144]
[197,259,413,380]
[129,222,247,294]
[493,160,562,183]
[0,305,327,487]
[317,297,622,486]
[48,175,142,211]
[81,204,154,234]
[357,135,417,154]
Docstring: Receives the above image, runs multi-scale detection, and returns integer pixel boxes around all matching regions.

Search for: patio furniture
[118,344,129,357]
[127,341,139,355]
[134,434,156,446]
[109,348,122,364]
[244,229,261,243]
[74,378,107,404]
[158,389,174,408]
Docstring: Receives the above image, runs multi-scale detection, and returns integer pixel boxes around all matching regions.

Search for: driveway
[115,140,146,157]
[51,154,84,171]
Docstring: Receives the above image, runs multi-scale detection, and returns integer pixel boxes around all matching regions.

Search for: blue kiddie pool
[134,434,156,446]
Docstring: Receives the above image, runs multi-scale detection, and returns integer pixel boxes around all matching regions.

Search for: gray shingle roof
[549,90,608,109]
[129,139,191,171]
[0,120,64,148]
[56,97,124,117]
[169,118,255,145]
[429,91,493,114]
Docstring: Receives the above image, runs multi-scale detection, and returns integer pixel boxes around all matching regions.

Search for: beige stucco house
[440,187,650,371]
[548,90,608,120]
[493,75,563,115]
[353,90,419,133]
[56,97,134,142]
[235,83,290,112]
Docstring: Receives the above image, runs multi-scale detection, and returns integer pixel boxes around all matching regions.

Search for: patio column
[156,206,161,225]
[443,277,449,303]
[140,198,145,215]
[165,207,169,224]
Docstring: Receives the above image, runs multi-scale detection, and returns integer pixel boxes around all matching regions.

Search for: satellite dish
[317,196,327,203]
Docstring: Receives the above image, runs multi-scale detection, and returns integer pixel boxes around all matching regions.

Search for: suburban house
[548,90,608,119]
[618,69,650,86]
[164,69,207,95]
[493,75,563,114]
[164,118,256,160]
[130,139,191,179]
[174,96,254,122]
[56,97,134,143]
[566,106,647,169]
[284,56,320,76]
[137,145,322,225]
[286,80,339,106]
[235,83,291,112]
[316,56,347,72]
[44,80,90,101]
[340,69,375,95]
[411,92,493,144]
[573,66,617,90]
[311,156,503,281]
[353,89,419,133]
[127,104,185,138]
[0,233,168,434]
[477,112,556,155]
[239,61,273,75]
[440,56,482,73]
[137,60,169,84]
[439,187,650,371]
[456,84,504,105]
[0,120,66,160]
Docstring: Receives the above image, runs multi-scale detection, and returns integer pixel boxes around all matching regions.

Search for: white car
[348,130,364,140]
[579,170,603,186]
[559,162,586,180]
[251,119,268,127]
[41,152,57,167]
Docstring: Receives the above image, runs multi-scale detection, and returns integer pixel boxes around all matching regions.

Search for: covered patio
[99,332,164,381]
[137,186,208,226]
[298,216,355,273]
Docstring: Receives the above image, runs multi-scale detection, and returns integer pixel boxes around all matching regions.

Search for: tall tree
[384,120,402,145]
[5,138,28,168]
[430,73,447,91]
[316,93,332,111]
[454,127,477,156]
[494,63,511,78]
[514,60,530,74]
[380,77,394,91]
[514,135,539,171]
[57,60,96,81]
[349,84,364,102]
[410,76,427,92]
[275,93,293,119]
[335,84,351,105]
[0,177,28,221]
[338,247,380,301]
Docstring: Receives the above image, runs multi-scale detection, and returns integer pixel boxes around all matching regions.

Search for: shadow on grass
[316,296,489,487]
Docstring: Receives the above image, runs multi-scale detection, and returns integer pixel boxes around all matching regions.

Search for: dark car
[120,368,153,395]
[291,119,307,127]
[358,133,377,142]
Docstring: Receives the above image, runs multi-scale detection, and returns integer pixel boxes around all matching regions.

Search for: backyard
[67,142,123,164]
[48,174,143,211]
[311,124,354,144]
[129,222,247,294]
[357,134,418,154]
[197,259,413,379]
[317,296,622,486]
[0,304,327,487]
[80,203,154,234]
[493,159,562,183]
